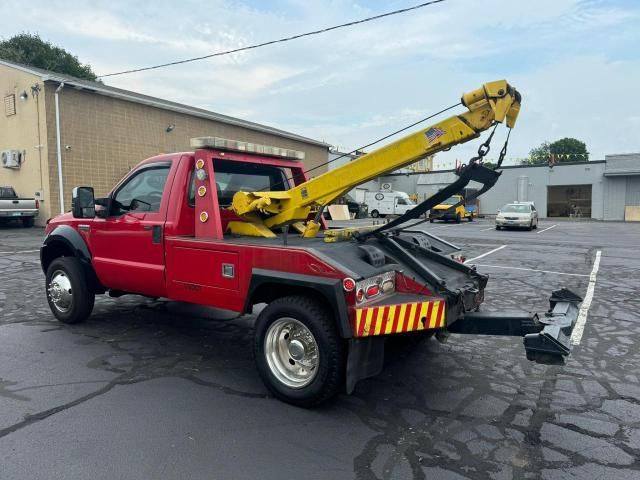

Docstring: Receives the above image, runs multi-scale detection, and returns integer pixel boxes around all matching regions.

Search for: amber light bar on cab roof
[190,136,305,161]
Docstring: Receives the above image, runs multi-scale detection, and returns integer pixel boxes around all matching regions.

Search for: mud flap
[345,337,385,394]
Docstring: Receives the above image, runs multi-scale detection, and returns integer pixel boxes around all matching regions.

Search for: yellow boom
[229,80,521,238]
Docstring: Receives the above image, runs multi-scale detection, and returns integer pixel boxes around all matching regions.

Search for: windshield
[441,197,459,206]
[397,196,416,205]
[501,204,530,213]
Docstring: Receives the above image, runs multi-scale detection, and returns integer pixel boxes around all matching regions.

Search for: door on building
[624,177,640,221]
[90,162,171,297]
[547,184,592,218]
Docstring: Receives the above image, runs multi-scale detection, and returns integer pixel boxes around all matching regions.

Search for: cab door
[394,196,411,215]
[90,162,172,297]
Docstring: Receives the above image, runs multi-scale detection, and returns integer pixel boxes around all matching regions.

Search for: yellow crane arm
[229,80,521,237]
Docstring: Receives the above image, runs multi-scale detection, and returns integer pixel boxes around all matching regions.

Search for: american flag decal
[425,127,445,143]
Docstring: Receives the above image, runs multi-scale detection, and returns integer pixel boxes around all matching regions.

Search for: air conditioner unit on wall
[1,150,23,169]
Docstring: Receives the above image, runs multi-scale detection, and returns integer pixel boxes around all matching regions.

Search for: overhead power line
[98,0,446,78]
[263,101,462,192]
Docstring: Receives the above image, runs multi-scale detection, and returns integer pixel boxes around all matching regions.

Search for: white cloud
[1,0,639,168]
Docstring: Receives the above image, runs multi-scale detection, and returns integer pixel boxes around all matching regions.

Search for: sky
[3,0,640,168]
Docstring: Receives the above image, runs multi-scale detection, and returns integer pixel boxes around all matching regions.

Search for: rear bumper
[0,210,38,217]
[353,297,446,337]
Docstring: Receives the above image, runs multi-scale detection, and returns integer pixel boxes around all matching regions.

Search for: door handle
[142,225,161,243]
[151,225,162,244]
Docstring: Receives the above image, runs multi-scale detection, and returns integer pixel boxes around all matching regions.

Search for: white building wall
[375,162,610,219]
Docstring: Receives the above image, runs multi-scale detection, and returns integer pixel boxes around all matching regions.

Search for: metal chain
[456,123,498,174]
[476,123,498,161]
[496,128,512,169]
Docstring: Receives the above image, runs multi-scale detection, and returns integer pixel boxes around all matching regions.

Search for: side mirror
[71,187,96,218]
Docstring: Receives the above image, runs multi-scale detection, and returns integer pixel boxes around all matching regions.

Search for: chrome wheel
[264,317,319,389]
[48,270,73,313]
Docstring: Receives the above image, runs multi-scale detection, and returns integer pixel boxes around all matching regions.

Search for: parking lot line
[480,226,494,231]
[570,250,602,346]
[475,264,589,277]
[536,224,557,234]
[0,249,40,255]
[464,245,507,264]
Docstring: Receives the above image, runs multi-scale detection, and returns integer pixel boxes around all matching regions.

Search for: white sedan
[495,203,539,231]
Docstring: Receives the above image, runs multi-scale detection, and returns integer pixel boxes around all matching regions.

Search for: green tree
[524,138,589,165]
[0,33,98,81]
[549,137,589,162]
[524,141,551,165]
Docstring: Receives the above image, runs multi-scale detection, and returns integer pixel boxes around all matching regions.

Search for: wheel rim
[264,317,319,389]
[48,270,73,313]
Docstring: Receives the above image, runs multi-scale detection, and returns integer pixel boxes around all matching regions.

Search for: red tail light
[343,277,356,292]
[365,284,380,298]
[356,289,364,302]
[35,200,40,209]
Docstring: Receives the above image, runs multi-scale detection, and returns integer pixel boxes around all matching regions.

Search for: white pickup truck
[0,186,39,227]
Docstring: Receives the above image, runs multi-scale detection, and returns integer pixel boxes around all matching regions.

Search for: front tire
[456,213,461,224]
[46,257,95,324]
[254,296,346,407]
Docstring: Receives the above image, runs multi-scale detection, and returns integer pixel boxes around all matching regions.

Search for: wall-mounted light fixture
[166,124,175,133]
[19,91,28,101]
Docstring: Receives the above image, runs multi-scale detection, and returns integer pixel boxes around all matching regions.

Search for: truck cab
[429,194,472,223]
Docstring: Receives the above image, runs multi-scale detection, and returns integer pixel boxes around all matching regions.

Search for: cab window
[188,160,289,207]
[112,166,170,215]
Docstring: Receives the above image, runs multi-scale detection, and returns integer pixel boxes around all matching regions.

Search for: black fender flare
[246,269,352,339]
[40,225,103,293]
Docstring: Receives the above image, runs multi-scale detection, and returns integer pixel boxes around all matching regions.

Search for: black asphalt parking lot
[1,218,639,479]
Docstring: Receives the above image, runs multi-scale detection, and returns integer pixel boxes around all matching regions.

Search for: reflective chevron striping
[354,300,446,337]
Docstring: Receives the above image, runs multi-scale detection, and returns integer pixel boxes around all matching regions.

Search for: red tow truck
[41,81,582,406]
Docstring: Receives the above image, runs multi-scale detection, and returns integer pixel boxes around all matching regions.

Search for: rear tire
[456,213,461,224]
[254,296,346,407]
[496,225,501,230]
[22,216,34,228]
[45,257,95,324]
[429,218,434,223]
[371,210,379,218]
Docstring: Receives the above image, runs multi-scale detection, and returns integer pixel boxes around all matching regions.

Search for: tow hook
[447,288,582,365]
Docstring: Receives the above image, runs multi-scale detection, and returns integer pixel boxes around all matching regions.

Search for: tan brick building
[0,59,328,225]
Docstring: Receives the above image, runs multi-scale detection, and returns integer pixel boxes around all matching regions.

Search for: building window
[4,95,16,116]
